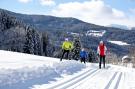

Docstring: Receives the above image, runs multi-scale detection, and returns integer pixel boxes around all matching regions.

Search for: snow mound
[0,50,85,89]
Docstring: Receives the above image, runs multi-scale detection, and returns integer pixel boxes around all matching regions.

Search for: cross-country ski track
[47,69,122,89]
[33,64,135,89]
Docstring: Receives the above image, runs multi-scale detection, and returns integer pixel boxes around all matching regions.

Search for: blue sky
[0,0,135,27]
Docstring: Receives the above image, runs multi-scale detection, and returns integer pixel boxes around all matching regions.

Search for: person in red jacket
[97,41,107,69]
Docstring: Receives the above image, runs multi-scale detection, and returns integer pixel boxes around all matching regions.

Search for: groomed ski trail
[35,66,123,89]
[50,70,123,89]
[32,64,135,89]
[68,69,123,89]
[46,68,99,89]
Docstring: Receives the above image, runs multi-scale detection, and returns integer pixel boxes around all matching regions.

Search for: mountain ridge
[0,8,135,57]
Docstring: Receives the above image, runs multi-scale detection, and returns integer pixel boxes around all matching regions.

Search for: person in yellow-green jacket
[60,38,73,61]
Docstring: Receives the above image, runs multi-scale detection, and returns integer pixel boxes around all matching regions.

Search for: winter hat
[65,38,69,41]
[81,48,85,51]
[100,40,103,44]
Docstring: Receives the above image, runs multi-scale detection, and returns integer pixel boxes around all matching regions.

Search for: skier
[80,48,87,64]
[60,38,73,61]
[97,41,107,69]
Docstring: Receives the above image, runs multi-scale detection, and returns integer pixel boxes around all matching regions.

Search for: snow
[70,32,79,36]
[86,30,106,37]
[0,50,85,89]
[67,30,106,37]
[108,41,130,46]
[0,50,135,89]
[122,55,129,60]
[32,64,135,89]
[67,32,81,36]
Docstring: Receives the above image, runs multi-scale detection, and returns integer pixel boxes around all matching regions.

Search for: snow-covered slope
[108,41,130,46]
[0,50,135,89]
[86,30,106,37]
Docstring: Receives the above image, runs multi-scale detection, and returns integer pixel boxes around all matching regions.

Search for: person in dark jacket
[80,48,87,64]
[97,41,107,69]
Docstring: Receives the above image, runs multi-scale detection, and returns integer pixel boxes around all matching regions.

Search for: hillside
[0,9,48,56]
[0,8,135,56]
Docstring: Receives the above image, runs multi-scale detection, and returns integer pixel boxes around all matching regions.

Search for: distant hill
[131,27,135,30]
[108,24,129,30]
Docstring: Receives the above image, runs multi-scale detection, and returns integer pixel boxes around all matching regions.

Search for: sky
[0,0,135,27]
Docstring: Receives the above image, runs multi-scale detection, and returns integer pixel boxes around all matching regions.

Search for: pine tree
[32,29,38,55]
[23,25,34,54]
[71,35,81,60]
[35,31,42,55]
[42,32,49,56]
[88,49,98,63]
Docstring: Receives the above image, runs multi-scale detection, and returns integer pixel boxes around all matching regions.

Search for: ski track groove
[104,72,122,89]
[48,68,123,89]
[114,72,122,89]
[47,69,98,89]
[71,69,105,89]
[104,72,118,89]
[60,69,100,89]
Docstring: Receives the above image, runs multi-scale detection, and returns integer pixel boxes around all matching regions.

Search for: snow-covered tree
[23,25,44,55]
[71,36,81,60]
[129,47,135,68]
[87,49,98,63]
[106,52,120,64]
[23,25,34,54]
[35,31,42,55]
[42,32,49,56]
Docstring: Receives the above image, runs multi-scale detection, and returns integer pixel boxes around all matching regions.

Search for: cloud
[39,0,56,6]
[18,0,32,3]
[49,0,135,27]
[130,8,135,14]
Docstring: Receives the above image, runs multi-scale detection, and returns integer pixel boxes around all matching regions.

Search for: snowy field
[108,41,130,46]
[86,30,106,37]
[0,50,135,89]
